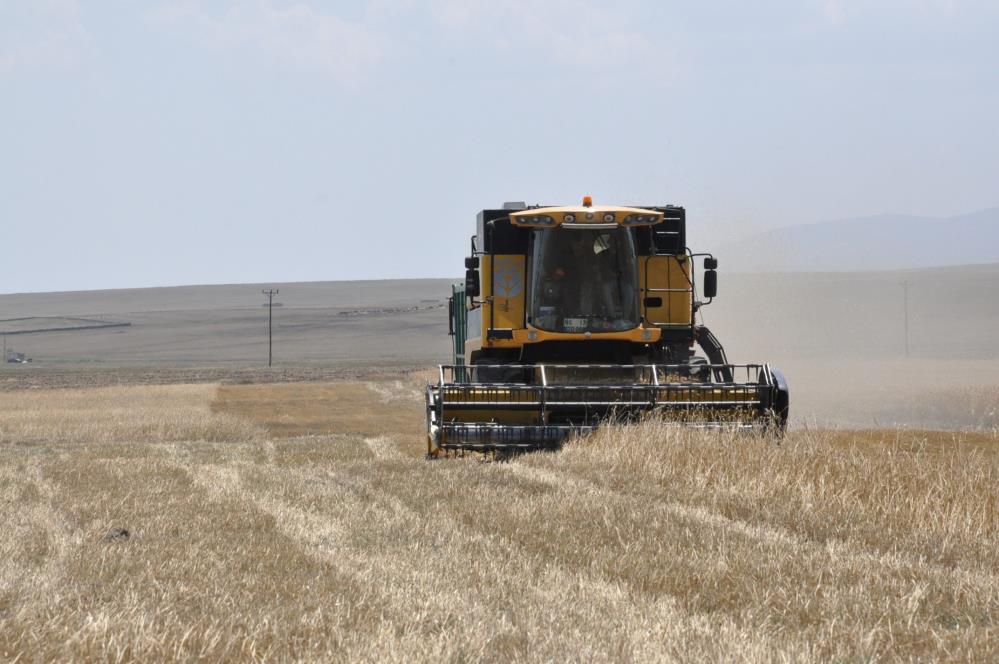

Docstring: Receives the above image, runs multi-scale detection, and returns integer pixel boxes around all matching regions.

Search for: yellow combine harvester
[426,198,789,456]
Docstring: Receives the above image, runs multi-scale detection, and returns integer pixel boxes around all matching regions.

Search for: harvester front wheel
[470,358,528,384]
[768,368,790,436]
[686,356,711,382]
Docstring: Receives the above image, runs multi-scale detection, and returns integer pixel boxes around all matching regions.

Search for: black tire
[471,358,529,384]
[686,356,711,382]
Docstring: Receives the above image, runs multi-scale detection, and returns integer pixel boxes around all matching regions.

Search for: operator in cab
[531,227,639,333]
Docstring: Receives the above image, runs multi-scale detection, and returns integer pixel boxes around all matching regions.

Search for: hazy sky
[2,1,997,293]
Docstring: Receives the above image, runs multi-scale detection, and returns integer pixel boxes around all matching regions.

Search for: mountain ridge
[717,206,999,272]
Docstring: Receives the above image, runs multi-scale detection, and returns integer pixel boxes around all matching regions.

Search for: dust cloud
[705,264,999,428]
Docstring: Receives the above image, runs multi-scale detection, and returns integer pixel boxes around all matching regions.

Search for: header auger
[426,198,789,457]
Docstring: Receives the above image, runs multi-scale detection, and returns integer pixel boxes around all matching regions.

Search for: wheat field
[0,380,996,662]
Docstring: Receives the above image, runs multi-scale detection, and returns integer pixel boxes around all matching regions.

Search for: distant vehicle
[6,352,31,364]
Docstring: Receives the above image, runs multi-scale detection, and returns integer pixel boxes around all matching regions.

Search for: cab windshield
[530,227,639,333]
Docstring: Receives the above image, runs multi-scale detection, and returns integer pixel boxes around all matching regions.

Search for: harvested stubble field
[0,378,997,662]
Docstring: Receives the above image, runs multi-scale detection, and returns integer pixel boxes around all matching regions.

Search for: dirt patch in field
[211,379,426,451]
[0,365,424,392]
[0,383,262,445]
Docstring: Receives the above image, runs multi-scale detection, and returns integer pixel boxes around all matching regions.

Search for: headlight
[563,214,576,223]
[513,214,556,226]
[622,214,660,225]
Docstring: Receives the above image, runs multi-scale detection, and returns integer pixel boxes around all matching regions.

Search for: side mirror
[464,256,479,269]
[704,257,718,270]
[465,269,480,298]
[703,270,717,298]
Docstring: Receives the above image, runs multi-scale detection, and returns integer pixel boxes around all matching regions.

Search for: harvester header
[426,198,789,456]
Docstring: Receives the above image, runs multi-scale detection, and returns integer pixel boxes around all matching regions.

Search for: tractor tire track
[191,453,790,662]
[502,459,999,604]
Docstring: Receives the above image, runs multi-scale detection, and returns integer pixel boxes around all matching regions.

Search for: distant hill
[0,279,454,368]
[717,207,999,272]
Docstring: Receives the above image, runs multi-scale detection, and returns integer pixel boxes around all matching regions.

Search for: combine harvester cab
[427,199,789,457]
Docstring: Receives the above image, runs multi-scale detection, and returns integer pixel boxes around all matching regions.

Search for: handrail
[539,365,548,424]
[433,363,774,392]
[650,364,659,408]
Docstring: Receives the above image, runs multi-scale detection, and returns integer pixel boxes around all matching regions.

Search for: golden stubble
[0,381,995,662]
[0,384,262,445]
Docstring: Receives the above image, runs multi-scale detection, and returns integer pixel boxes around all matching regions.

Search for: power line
[262,289,279,367]
[900,280,910,358]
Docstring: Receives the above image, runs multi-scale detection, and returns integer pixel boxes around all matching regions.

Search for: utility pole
[262,289,279,367]
[900,280,910,358]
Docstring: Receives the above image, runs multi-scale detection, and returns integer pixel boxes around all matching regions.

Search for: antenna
[900,280,910,358]
[262,289,279,367]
